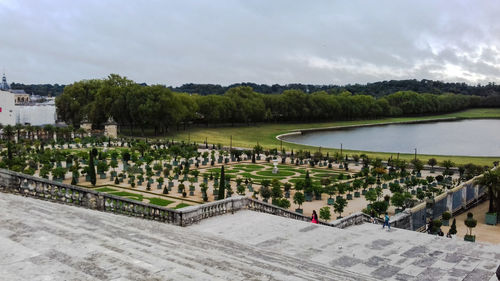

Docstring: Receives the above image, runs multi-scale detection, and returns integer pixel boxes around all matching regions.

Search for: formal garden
[1,124,493,227]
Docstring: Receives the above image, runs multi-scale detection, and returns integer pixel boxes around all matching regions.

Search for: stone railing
[0,169,182,225]
[0,168,387,228]
[390,169,494,231]
[330,212,379,228]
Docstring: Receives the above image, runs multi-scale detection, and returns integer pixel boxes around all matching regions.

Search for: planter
[346,194,353,200]
[189,191,194,196]
[354,191,360,198]
[284,191,290,198]
[189,186,195,192]
[395,208,402,214]
[382,183,388,189]
[168,181,174,187]
[336,195,343,201]
[416,172,422,178]
[327,198,334,205]
[295,208,303,214]
[485,213,497,225]
[99,173,106,179]
[442,219,449,226]
[314,194,322,200]
[305,193,313,202]
[464,235,475,242]
[362,190,367,195]
[85,175,91,182]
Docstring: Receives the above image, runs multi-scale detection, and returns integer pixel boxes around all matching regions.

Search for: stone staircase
[0,193,375,281]
[191,211,500,281]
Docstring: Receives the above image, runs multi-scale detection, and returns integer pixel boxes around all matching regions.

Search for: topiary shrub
[449,218,457,235]
[464,212,477,242]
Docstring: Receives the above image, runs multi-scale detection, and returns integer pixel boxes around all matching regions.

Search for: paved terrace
[191,211,500,281]
[1,192,499,280]
[0,193,374,281]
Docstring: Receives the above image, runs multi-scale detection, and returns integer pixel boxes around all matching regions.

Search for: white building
[0,90,16,126]
[0,74,57,126]
[15,99,57,126]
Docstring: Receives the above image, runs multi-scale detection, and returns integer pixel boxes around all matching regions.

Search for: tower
[0,73,9,91]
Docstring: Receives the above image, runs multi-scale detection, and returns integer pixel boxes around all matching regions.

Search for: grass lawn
[256,170,295,177]
[95,187,118,192]
[173,203,190,209]
[164,108,500,166]
[148,197,174,206]
[109,191,144,201]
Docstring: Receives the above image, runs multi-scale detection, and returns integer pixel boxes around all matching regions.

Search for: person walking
[311,210,318,224]
[382,212,391,230]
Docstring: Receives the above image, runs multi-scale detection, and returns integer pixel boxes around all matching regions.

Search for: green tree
[427,158,437,171]
[293,192,305,209]
[333,197,347,218]
[475,169,500,214]
[217,165,226,200]
[319,206,331,221]
[88,151,96,186]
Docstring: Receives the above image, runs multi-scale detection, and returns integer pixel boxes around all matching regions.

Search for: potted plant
[449,218,457,236]
[157,177,164,189]
[333,197,347,219]
[475,169,500,226]
[464,212,477,242]
[293,192,305,214]
[441,211,451,226]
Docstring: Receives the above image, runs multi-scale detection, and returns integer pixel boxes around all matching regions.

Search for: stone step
[0,193,375,280]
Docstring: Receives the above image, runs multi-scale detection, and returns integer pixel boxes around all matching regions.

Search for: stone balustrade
[0,168,389,228]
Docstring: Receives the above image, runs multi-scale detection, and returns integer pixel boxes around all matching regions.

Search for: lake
[280,119,500,157]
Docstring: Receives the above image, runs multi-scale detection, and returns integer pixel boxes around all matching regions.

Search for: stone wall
[390,171,490,231]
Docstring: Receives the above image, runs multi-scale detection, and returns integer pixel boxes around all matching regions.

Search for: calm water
[282,119,500,157]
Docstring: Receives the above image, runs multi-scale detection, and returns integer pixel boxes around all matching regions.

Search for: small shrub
[442,211,451,220]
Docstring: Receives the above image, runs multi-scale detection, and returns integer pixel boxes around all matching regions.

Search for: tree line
[172,79,500,99]
[56,74,491,135]
[10,83,65,97]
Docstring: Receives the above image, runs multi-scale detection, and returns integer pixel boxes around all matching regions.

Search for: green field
[166,108,500,166]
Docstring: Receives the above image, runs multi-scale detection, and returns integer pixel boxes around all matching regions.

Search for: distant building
[0,73,56,126]
[0,73,9,91]
[10,89,30,104]
[0,90,16,125]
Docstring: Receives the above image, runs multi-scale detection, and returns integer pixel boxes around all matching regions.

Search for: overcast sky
[1,0,500,86]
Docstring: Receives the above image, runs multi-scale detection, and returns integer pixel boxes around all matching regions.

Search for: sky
[1,0,500,86]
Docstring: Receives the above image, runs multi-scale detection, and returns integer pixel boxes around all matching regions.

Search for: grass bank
[164,108,500,166]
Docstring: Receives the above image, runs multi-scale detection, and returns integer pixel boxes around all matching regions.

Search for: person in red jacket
[311,210,318,224]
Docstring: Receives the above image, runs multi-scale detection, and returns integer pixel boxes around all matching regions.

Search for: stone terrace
[1,192,499,280]
[0,193,374,281]
[191,211,500,281]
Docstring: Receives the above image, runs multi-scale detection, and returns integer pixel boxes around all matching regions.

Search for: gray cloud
[1,0,500,86]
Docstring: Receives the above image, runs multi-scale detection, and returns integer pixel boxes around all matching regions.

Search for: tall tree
[217,165,225,200]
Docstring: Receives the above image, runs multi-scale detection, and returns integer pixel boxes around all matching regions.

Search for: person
[438,229,444,236]
[446,232,452,238]
[311,210,318,224]
[497,264,500,280]
[370,209,377,224]
[382,212,390,230]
